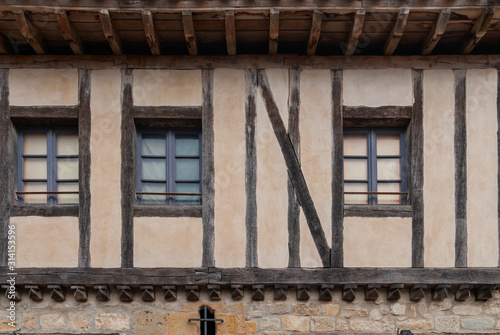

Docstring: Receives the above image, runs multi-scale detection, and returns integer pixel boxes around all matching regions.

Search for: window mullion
[47,129,55,205]
[369,130,378,205]
[167,131,174,206]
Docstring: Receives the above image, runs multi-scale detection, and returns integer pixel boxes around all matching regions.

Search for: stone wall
[1,287,500,334]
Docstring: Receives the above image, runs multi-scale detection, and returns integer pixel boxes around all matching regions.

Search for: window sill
[344,205,412,218]
[133,205,202,218]
[11,205,79,217]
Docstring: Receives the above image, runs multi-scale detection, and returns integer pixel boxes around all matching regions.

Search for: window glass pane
[344,183,368,205]
[24,158,47,179]
[57,182,78,204]
[23,182,47,204]
[24,133,47,155]
[142,158,166,180]
[377,182,402,204]
[377,158,401,180]
[142,134,166,156]
[377,134,400,156]
[57,158,79,180]
[176,134,200,156]
[344,158,367,181]
[141,182,167,205]
[176,158,200,181]
[57,134,78,155]
[175,183,201,205]
[344,134,367,156]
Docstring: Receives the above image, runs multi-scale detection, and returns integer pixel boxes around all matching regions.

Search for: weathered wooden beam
[455,284,473,301]
[365,283,380,301]
[208,285,221,301]
[0,69,10,267]
[141,285,155,301]
[100,9,122,55]
[461,7,494,55]
[13,9,45,54]
[319,284,333,301]
[186,285,199,301]
[343,105,412,120]
[387,283,404,301]
[344,205,412,218]
[422,8,451,55]
[231,285,244,300]
[288,68,301,268]
[182,10,197,55]
[132,106,202,120]
[245,69,258,268]
[11,205,79,217]
[48,285,65,302]
[296,284,311,301]
[162,285,176,301]
[307,9,322,56]
[384,8,409,56]
[274,284,287,301]
[133,205,202,218]
[225,10,236,55]
[55,9,83,55]
[26,285,43,302]
[476,285,494,301]
[410,284,427,301]
[257,69,330,267]
[268,9,279,55]
[342,284,357,302]
[432,284,451,301]
[71,285,87,302]
[2,285,21,302]
[252,285,265,301]
[344,9,365,56]
[9,106,79,119]
[117,285,133,302]
[142,10,160,56]
[95,285,110,301]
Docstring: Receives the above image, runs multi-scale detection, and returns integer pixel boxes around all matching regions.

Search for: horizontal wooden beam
[344,205,412,218]
[343,105,412,119]
[9,105,79,119]
[4,267,500,286]
[0,1,494,10]
[132,106,202,119]
[133,205,202,217]
[11,205,79,217]
[2,55,500,70]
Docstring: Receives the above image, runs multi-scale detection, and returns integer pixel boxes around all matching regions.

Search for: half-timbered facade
[0,1,500,334]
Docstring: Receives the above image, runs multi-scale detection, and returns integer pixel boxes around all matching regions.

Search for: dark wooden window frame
[136,127,202,206]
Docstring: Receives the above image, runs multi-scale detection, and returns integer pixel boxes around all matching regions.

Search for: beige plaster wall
[9,69,78,106]
[423,70,455,267]
[134,217,202,267]
[133,70,202,106]
[213,69,246,267]
[343,69,413,107]
[299,70,332,267]
[13,217,78,267]
[256,69,289,268]
[344,217,412,267]
[466,69,499,267]
[89,70,122,267]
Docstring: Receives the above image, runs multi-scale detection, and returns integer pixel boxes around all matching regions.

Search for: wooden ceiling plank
[100,9,122,55]
[182,10,197,56]
[307,9,322,56]
[422,8,451,55]
[13,8,46,54]
[55,9,83,55]
[225,10,236,55]
[461,7,495,54]
[344,9,365,56]
[142,10,160,55]
[384,8,409,56]
[269,8,279,55]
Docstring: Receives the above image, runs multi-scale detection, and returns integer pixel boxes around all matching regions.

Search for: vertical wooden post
[454,69,467,268]
[121,69,135,268]
[331,69,343,268]
[78,69,91,267]
[0,69,10,266]
[202,69,215,268]
[245,69,258,268]
[411,70,424,268]
[498,69,500,268]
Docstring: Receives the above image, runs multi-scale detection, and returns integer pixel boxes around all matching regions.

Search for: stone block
[431,300,452,311]
[95,313,130,331]
[452,305,482,316]
[340,307,368,318]
[370,309,382,321]
[69,313,91,331]
[350,320,383,332]
[23,315,36,330]
[246,320,257,335]
[293,303,321,316]
[260,317,280,331]
[397,319,434,330]
[461,318,494,330]
[391,303,406,316]
[282,316,309,332]
[435,316,459,332]
[169,313,198,335]
[40,314,66,330]
[337,319,348,331]
[323,304,340,316]
[0,318,18,331]
[135,311,169,335]
[266,302,291,315]
[311,317,335,332]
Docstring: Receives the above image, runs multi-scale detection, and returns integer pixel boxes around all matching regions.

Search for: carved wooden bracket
[432,284,450,301]
[252,285,265,301]
[388,284,404,301]
[476,285,494,301]
[410,284,427,301]
[139,285,154,302]
[365,283,380,301]
[26,285,43,302]
[297,284,311,301]
[94,285,110,302]
[186,285,199,301]
[274,284,287,301]
[343,284,357,302]
[48,285,65,302]
[231,285,244,300]
[71,285,87,302]
[455,284,473,301]
[2,285,21,302]
[319,284,333,301]
[208,285,221,301]
[162,285,176,301]
[117,285,133,302]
